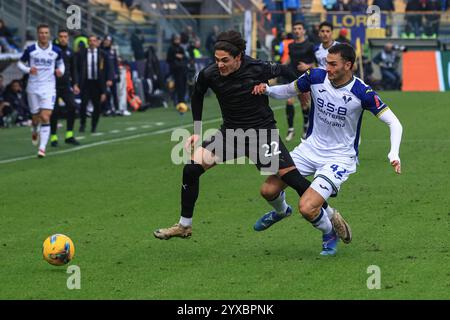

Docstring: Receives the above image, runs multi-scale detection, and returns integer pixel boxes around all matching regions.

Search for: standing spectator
[349,0,368,12]
[180,26,199,52]
[372,42,401,90]
[167,34,188,106]
[130,29,145,61]
[373,0,395,37]
[187,39,204,101]
[334,0,350,11]
[50,28,81,147]
[206,25,220,59]
[424,0,441,38]
[76,35,111,133]
[373,0,395,11]
[145,45,167,108]
[403,0,423,38]
[101,35,120,115]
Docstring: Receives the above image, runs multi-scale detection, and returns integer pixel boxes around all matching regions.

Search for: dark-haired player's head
[57,28,70,47]
[292,21,306,41]
[326,43,356,82]
[318,21,334,46]
[36,23,50,46]
[214,30,246,76]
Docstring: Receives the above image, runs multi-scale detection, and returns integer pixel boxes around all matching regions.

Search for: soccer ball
[42,234,75,266]
[176,102,189,113]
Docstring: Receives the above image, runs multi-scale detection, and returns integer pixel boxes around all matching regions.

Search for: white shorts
[290,142,357,201]
[27,91,56,115]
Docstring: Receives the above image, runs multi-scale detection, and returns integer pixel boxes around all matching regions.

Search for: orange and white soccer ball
[42,234,75,266]
[176,102,189,113]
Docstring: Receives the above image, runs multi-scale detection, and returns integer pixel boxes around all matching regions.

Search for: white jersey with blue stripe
[314,41,339,69]
[19,42,64,94]
[295,68,389,158]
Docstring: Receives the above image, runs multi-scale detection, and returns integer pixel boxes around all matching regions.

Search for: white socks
[268,191,289,215]
[179,217,192,227]
[310,208,332,234]
[325,206,335,220]
[39,123,50,151]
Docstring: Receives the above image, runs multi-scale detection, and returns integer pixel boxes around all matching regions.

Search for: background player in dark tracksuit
[101,35,120,116]
[284,21,316,141]
[50,28,80,146]
[154,30,338,240]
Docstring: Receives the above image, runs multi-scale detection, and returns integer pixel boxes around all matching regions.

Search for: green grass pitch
[0,92,449,299]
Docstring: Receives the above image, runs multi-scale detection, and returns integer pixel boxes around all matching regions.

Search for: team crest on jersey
[342,95,352,104]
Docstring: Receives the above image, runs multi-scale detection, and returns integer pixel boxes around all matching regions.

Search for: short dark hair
[292,21,305,29]
[318,21,334,31]
[37,24,50,32]
[58,28,69,34]
[214,30,246,58]
[328,43,356,67]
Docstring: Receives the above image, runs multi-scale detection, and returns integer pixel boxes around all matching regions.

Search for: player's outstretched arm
[252,81,298,99]
[378,108,403,174]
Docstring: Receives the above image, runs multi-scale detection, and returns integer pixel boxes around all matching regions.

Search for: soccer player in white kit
[252,44,403,255]
[17,24,65,158]
[314,21,339,69]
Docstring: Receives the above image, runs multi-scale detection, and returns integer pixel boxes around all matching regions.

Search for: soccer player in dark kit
[154,31,349,243]
[284,21,316,141]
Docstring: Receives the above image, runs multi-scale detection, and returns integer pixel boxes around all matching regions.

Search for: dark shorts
[201,126,295,173]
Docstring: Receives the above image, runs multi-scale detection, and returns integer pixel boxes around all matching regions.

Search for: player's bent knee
[260,183,279,200]
[299,198,319,221]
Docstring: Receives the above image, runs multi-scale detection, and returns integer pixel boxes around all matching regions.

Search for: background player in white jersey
[315,21,339,69]
[252,44,403,256]
[17,24,65,158]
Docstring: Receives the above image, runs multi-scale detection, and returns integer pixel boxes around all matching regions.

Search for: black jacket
[53,42,78,89]
[166,44,188,73]
[191,56,295,129]
[75,47,111,94]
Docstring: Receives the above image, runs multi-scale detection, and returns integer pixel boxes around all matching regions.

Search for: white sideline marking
[155,122,165,126]
[91,132,104,137]
[0,106,285,165]
[126,127,137,131]
[110,130,121,134]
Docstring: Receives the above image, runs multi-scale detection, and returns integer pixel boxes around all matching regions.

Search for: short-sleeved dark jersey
[287,40,316,79]
[191,56,294,129]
